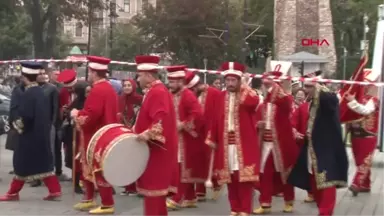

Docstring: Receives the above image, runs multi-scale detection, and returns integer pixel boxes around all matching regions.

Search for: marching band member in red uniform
[206,62,260,216]
[288,78,348,216]
[71,56,119,214]
[118,78,143,196]
[134,55,178,216]
[165,66,204,210]
[253,61,298,214]
[57,69,84,194]
[345,69,379,196]
[184,71,223,201]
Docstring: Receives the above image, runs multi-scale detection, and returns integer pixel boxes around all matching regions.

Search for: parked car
[0,97,10,135]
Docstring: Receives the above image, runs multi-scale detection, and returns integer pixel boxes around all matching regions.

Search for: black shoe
[349,186,359,197]
[30,180,42,187]
[57,174,71,182]
[75,185,83,194]
[8,170,14,175]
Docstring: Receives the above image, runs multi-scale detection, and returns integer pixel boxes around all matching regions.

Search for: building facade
[63,0,156,47]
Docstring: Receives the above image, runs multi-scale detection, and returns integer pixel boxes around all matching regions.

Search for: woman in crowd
[293,88,306,109]
[291,87,314,203]
[117,78,143,195]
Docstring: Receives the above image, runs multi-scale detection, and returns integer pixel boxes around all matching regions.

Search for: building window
[124,0,130,12]
[75,22,83,37]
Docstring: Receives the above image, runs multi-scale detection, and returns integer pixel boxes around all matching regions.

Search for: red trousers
[227,171,254,214]
[82,172,114,207]
[195,177,221,197]
[310,174,336,216]
[171,183,196,203]
[351,137,376,190]
[125,183,137,193]
[259,154,294,206]
[170,163,196,203]
[7,175,61,195]
[144,196,167,216]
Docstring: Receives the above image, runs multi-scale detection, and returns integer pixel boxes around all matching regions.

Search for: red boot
[0,194,20,201]
[42,175,62,201]
[0,178,25,201]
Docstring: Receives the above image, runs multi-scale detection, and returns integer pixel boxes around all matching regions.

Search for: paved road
[0,134,382,215]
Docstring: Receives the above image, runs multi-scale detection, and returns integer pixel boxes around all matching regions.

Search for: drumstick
[205,149,215,188]
[72,124,77,197]
[147,140,167,151]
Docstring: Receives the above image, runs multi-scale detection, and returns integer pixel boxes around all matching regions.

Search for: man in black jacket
[6,76,24,175]
[48,70,70,182]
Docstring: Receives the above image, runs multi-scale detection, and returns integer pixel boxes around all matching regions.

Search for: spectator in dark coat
[5,77,24,175]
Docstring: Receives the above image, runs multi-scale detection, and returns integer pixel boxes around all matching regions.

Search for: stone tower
[274,0,336,75]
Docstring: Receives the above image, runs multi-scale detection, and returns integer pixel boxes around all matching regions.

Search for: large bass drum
[87,123,149,186]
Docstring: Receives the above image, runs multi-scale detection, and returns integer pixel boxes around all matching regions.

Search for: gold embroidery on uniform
[216,92,231,185]
[136,186,177,197]
[14,172,55,181]
[25,83,38,90]
[216,92,259,184]
[265,87,286,183]
[355,153,373,187]
[199,89,208,112]
[95,149,102,163]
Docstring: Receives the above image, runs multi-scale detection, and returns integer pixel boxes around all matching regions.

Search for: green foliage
[91,23,143,70]
[331,0,382,78]
[0,6,32,59]
[132,0,273,69]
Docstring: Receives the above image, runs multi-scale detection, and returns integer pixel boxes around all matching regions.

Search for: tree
[91,23,144,68]
[133,0,274,69]
[0,4,32,59]
[22,0,104,58]
[133,0,233,67]
[331,0,382,78]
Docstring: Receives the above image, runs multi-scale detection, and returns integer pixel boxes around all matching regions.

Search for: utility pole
[85,1,93,81]
[361,13,369,52]
[241,0,248,64]
[225,0,229,57]
[109,0,117,59]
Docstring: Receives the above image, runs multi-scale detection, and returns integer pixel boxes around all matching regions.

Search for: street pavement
[0,134,382,215]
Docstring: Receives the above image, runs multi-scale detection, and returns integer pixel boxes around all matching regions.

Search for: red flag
[339,52,369,123]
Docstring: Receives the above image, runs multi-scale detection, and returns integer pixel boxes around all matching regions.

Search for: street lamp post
[203,58,208,84]
[109,0,118,77]
[362,13,369,51]
[343,47,348,80]
[109,1,118,58]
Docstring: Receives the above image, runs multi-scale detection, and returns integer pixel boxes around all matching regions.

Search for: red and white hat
[220,62,245,78]
[87,56,110,72]
[185,71,200,88]
[263,60,292,77]
[57,69,77,87]
[363,68,380,82]
[135,55,160,73]
[166,65,186,80]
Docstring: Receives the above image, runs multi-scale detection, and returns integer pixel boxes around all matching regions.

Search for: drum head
[102,134,150,186]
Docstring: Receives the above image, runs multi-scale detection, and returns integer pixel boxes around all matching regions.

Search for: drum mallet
[205,150,215,188]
